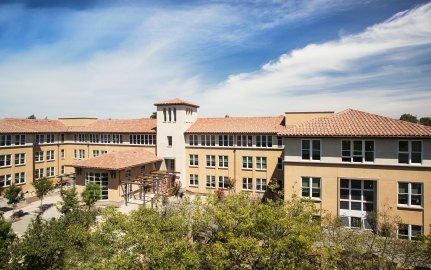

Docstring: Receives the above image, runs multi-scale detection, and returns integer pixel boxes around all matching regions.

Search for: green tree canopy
[32,177,53,208]
[4,184,24,212]
[81,183,101,210]
[58,187,79,214]
[400,113,418,123]
[419,117,431,127]
[0,217,15,266]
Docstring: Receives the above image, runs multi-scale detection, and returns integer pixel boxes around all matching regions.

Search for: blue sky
[0,0,430,119]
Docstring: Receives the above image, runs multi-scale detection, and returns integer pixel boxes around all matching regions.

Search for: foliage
[81,183,101,210]
[4,184,25,211]
[58,187,79,214]
[419,117,431,126]
[27,114,36,119]
[400,113,418,123]
[150,112,157,119]
[262,178,284,203]
[32,177,53,207]
[0,217,15,266]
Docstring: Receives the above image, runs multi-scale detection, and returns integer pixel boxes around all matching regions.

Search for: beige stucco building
[1,98,430,238]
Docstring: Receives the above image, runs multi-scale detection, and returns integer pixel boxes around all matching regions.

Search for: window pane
[411,183,422,195]
[302,140,310,149]
[399,183,408,193]
[340,201,349,210]
[351,180,361,189]
[364,203,374,212]
[312,188,320,198]
[302,189,310,197]
[411,195,422,206]
[342,140,350,151]
[365,141,374,151]
[364,151,374,162]
[411,225,422,239]
[363,181,374,190]
[351,202,361,210]
[398,194,408,205]
[312,178,320,188]
[353,141,362,152]
[398,153,409,164]
[302,151,310,160]
[340,189,349,199]
[363,191,374,202]
[411,153,422,163]
[351,217,361,228]
[411,141,421,152]
[351,190,361,200]
[340,216,349,227]
[340,179,349,188]
[301,178,309,188]
[399,141,408,152]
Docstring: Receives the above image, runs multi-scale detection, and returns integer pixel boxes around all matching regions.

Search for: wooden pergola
[120,170,180,206]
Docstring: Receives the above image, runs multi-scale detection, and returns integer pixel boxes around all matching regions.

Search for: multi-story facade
[1,99,430,236]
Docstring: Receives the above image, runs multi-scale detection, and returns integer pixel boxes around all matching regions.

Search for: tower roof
[154,98,199,108]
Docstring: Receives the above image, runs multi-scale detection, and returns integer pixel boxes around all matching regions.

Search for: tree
[4,184,24,214]
[0,217,15,266]
[400,113,418,123]
[32,177,53,208]
[81,183,101,210]
[58,187,79,214]
[27,114,36,119]
[150,112,157,119]
[419,117,431,127]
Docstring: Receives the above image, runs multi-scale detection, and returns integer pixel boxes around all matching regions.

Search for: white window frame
[242,177,252,191]
[0,135,12,146]
[93,150,100,157]
[398,140,422,164]
[61,166,65,175]
[218,176,228,189]
[206,175,216,188]
[0,174,12,187]
[46,134,55,143]
[112,134,123,144]
[79,149,85,159]
[14,172,25,184]
[35,151,44,162]
[189,135,199,146]
[14,134,25,145]
[47,167,55,177]
[0,154,12,167]
[242,156,253,169]
[237,135,252,147]
[277,157,283,170]
[256,178,267,192]
[189,154,199,166]
[218,135,234,147]
[206,155,215,167]
[301,177,321,200]
[201,135,216,146]
[35,168,44,179]
[398,182,423,208]
[218,155,228,168]
[398,224,423,240]
[341,140,374,163]
[14,153,25,166]
[46,150,55,161]
[61,149,65,159]
[101,134,110,143]
[256,157,267,170]
[85,172,109,200]
[256,135,273,148]
[301,139,321,161]
[189,174,198,187]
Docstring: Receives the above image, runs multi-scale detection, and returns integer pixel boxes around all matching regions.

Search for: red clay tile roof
[279,109,431,137]
[154,98,199,108]
[185,116,286,134]
[70,148,162,170]
[67,119,156,133]
[0,118,68,133]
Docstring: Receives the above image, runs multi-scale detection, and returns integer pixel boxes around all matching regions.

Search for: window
[301,177,321,200]
[15,153,25,165]
[206,175,216,188]
[256,135,273,147]
[36,134,44,144]
[398,182,422,207]
[35,151,44,162]
[189,135,199,146]
[256,157,267,170]
[242,156,252,169]
[168,108,172,122]
[112,134,123,144]
[129,134,157,145]
[0,155,12,167]
[163,108,167,122]
[302,140,320,160]
[93,150,100,157]
[15,134,25,145]
[277,136,283,147]
[399,141,422,164]
[166,159,175,171]
[206,155,215,167]
[14,172,25,184]
[85,172,109,200]
[46,134,55,143]
[173,107,177,122]
[79,149,85,159]
[201,135,216,146]
[76,134,87,143]
[101,134,110,143]
[89,134,100,143]
[277,157,283,170]
[61,149,65,159]
[237,135,252,147]
[218,135,234,147]
[61,166,65,175]
[74,149,77,159]
[125,169,131,178]
[101,150,108,155]
[167,136,172,146]
[340,179,375,212]
[218,176,228,189]
[47,167,55,177]
[0,174,11,187]
[46,150,55,161]
[398,224,422,240]
[242,178,252,191]
[342,140,374,162]
[0,135,12,146]
[256,178,267,192]
[218,155,228,168]
[190,174,198,186]
[189,154,198,166]
[35,168,44,179]
[60,134,65,143]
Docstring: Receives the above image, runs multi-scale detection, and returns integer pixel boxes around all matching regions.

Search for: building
[0,98,430,237]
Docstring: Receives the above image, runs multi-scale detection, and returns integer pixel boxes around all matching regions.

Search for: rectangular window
[277,157,283,170]
[61,166,65,175]
[14,172,25,184]
[218,135,234,147]
[302,139,321,160]
[74,149,77,159]
[277,136,283,147]
[35,151,44,162]
[206,175,216,188]
[256,178,267,192]
[206,155,216,167]
[36,134,44,144]
[46,150,55,161]
[189,135,199,146]
[398,141,422,164]
[35,168,44,179]
[101,150,108,155]
[256,135,273,147]
[129,134,156,145]
[340,179,375,212]
[0,174,12,187]
[101,134,110,143]
[201,135,216,146]
[93,150,100,157]
[0,135,12,146]
[47,167,55,177]
[342,140,374,163]
[301,177,321,199]
[189,154,198,166]
[46,134,55,143]
[163,108,167,122]
[79,149,85,159]
[242,156,253,169]
[14,134,25,145]
[89,134,99,143]
[218,176,229,189]
[218,155,228,168]
[242,177,252,191]
[85,172,109,200]
[61,149,65,159]
[60,134,64,143]
[398,224,423,240]
[189,174,198,186]
[14,153,25,165]
[167,136,172,147]
[0,155,12,167]
[237,135,252,147]
[398,182,422,207]
[112,134,123,144]
[256,157,267,170]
